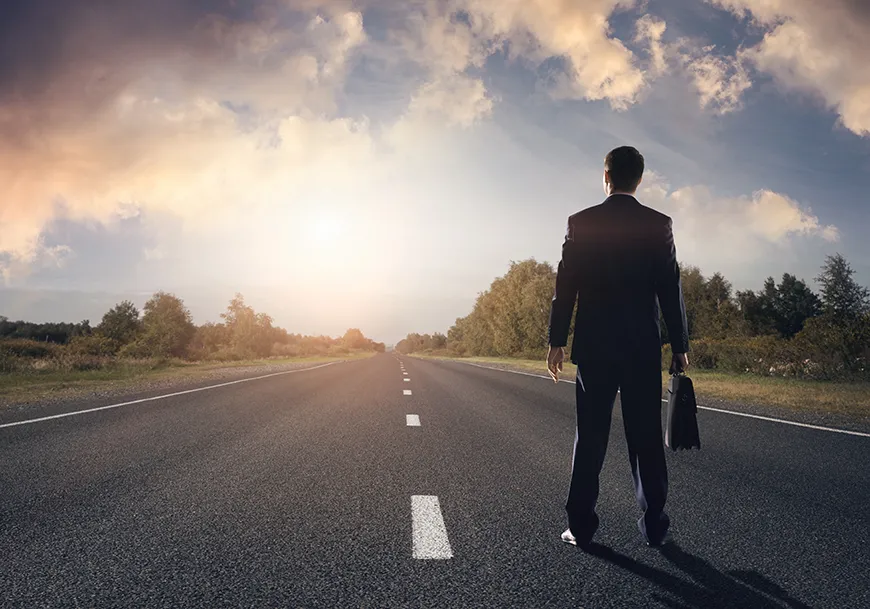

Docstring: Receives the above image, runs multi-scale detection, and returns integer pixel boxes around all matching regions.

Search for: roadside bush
[68,335,120,357]
[662,326,869,381]
[271,343,302,358]
[0,339,59,359]
[327,345,349,356]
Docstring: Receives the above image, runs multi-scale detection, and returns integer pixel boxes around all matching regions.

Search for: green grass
[413,354,870,419]
[0,352,376,404]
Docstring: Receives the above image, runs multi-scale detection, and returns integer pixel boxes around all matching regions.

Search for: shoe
[561,528,593,550]
[638,514,670,547]
[638,522,670,547]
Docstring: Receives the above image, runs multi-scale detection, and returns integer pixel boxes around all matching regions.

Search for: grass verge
[0,352,376,405]
[413,354,870,419]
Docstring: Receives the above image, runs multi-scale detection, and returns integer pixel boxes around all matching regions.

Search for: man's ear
[603,170,611,185]
[637,175,643,189]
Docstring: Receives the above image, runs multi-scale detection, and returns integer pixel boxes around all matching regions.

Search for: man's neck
[608,190,637,198]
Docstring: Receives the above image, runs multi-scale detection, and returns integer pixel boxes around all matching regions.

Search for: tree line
[1,292,384,372]
[396,254,870,381]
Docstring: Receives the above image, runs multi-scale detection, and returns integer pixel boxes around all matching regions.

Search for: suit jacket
[548,193,689,363]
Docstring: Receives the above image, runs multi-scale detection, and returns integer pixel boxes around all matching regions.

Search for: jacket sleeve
[548,217,580,348]
[655,218,690,353]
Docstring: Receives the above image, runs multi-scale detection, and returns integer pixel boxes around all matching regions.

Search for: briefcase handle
[668,362,687,376]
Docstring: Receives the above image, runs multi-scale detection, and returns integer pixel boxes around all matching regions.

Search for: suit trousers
[565,356,670,544]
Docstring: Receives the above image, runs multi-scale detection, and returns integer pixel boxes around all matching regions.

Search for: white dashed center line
[411,495,452,559]
[404,378,410,382]
[403,390,412,395]
[406,414,421,426]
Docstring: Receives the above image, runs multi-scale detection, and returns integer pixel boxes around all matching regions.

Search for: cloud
[407,73,494,127]
[639,172,839,266]
[399,0,653,114]
[639,172,840,265]
[0,1,371,278]
[635,15,668,76]
[676,44,752,114]
[710,0,870,135]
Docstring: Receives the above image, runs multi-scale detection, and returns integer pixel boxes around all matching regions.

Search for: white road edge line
[411,495,452,559]
[429,358,870,439]
[403,390,412,395]
[0,362,339,430]
[406,414,421,426]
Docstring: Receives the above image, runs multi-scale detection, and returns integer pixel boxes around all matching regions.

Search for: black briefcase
[665,373,701,451]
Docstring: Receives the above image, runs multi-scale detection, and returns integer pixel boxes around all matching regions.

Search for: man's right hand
[671,352,689,374]
[547,346,565,382]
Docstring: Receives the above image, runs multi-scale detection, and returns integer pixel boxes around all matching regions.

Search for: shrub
[0,339,59,359]
[68,335,120,357]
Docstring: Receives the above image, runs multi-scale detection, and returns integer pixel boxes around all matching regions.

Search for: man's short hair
[605,146,644,192]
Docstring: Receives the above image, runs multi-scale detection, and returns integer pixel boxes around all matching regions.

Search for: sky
[1,0,869,345]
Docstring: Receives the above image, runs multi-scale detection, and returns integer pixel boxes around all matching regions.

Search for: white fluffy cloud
[639,173,839,268]
[676,44,752,114]
[711,0,870,135]
[400,0,652,118]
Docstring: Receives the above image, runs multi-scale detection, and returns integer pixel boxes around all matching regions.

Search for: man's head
[603,146,644,195]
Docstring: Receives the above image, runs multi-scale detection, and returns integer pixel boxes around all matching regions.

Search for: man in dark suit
[547,146,690,548]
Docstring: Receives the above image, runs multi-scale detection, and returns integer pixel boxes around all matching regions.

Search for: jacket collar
[604,193,639,204]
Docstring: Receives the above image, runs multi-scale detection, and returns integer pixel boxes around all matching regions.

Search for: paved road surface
[1,354,868,608]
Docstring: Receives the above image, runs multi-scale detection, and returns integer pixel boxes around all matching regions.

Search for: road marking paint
[411,495,452,559]
[403,390,412,395]
[404,378,411,382]
[406,414,421,426]
[683,403,870,438]
[403,372,408,376]
[426,358,870,439]
[0,362,340,430]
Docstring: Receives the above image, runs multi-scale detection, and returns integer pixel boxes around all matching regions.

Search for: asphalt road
[1,353,868,608]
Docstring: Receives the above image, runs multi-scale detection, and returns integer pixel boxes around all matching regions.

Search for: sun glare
[310,211,341,245]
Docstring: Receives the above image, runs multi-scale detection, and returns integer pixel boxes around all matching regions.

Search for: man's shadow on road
[582,541,812,609]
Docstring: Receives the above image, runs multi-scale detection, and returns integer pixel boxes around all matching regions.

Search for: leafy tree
[219,293,277,357]
[342,328,369,349]
[97,300,141,347]
[678,265,706,338]
[816,253,870,324]
[737,274,821,339]
[736,286,776,337]
[123,292,195,358]
[774,273,822,338]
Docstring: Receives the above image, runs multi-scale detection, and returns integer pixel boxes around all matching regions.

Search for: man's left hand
[547,346,565,382]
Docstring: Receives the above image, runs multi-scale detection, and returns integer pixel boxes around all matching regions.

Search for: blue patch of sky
[24,213,168,292]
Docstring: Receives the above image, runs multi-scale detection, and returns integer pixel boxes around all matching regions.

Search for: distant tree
[737,274,820,339]
[189,322,230,358]
[774,273,822,338]
[431,332,448,350]
[682,270,746,339]
[219,293,276,357]
[679,265,706,338]
[816,254,870,324]
[736,285,776,337]
[97,300,141,347]
[342,328,368,350]
[123,292,195,358]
